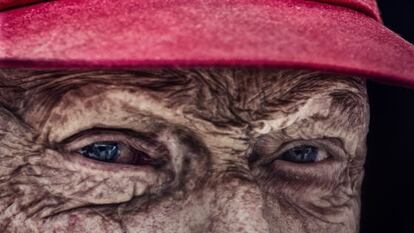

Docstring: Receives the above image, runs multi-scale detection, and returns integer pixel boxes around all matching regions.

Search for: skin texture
[0,68,369,233]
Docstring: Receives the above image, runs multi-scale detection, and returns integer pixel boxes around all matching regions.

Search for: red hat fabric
[1,0,414,87]
[0,0,43,11]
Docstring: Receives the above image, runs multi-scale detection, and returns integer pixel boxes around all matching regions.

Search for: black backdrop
[361,1,414,233]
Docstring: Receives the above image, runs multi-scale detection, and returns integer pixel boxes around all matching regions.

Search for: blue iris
[80,142,120,162]
[281,145,318,163]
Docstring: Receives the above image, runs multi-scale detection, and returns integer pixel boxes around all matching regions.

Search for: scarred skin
[0,68,369,233]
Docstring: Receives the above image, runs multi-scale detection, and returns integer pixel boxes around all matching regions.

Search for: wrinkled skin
[0,68,369,233]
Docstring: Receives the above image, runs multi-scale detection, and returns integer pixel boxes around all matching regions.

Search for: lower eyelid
[269,158,343,182]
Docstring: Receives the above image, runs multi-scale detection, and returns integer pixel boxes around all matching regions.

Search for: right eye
[61,128,167,167]
[77,140,164,166]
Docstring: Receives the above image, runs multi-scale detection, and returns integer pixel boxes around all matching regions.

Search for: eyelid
[251,138,347,166]
[59,128,168,160]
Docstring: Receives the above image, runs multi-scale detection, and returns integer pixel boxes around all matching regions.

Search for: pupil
[282,145,318,163]
[80,142,119,162]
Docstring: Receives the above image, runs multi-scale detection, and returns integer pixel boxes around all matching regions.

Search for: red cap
[1,0,414,87]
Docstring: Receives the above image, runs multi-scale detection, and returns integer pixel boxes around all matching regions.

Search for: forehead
[0,68,366,102]
[0,68,367,127]
[0,68,369,157]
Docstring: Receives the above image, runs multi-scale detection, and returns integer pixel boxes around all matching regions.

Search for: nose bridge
[207,179,270,233]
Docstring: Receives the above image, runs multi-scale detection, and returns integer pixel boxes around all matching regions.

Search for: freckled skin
[0,68,369,233]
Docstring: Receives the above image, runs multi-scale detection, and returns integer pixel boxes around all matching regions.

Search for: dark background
[361,1,414,233]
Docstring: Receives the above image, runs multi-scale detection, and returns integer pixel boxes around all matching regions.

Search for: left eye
[79,141,120,162]
[280,145,326,163]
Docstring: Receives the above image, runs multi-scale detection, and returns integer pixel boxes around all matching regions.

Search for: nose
[206,179,270,233]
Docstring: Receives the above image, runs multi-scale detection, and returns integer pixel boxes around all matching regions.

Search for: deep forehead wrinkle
[0,68,367,129]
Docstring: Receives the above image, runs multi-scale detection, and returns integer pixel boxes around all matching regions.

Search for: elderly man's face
[0,68,368,233]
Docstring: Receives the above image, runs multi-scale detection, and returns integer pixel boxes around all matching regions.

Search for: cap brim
[1,0,414,87]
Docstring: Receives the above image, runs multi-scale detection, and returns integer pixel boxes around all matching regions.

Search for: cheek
[255,164,362,233]
[36,190,213,233]
[261,196,360,233]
